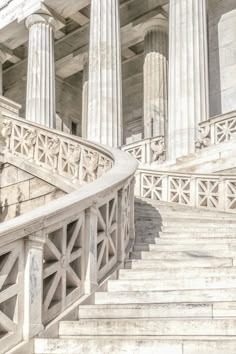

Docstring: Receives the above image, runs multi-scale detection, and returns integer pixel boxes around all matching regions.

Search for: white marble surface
[168,0,209,161]
[87,0,122,147]
[25,13,56,128]
[143,17,168,139]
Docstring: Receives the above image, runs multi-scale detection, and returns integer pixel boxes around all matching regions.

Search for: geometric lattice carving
[226,180,236,210]
[141,174,162,200]
[197,179,219,209]
[126,146,143,163]
[2,118,113,185]
[0,241,23,349]
[97,196,118,281]
[215,117,236,143]
[169,177,191,205]
[43,214,85,323]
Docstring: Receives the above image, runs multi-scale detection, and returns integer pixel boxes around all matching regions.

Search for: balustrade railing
[122,136,165,164]
[1,115,113,185]
[0,115,137,352]
[136,169,236,212]
[196,110,236,149]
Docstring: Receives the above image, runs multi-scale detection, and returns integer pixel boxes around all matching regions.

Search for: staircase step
[107,277,236,292]
[34,338,183,354]
[59,318,236,336]
[133,243,233,252]
[135,237,236,244]
[95,288,236,305]
[78,303,212,319]
[161,226,236,233]
[130,250,236,260]
[125,258,233,269]
[119,267,236,280]
[35,337,236,354]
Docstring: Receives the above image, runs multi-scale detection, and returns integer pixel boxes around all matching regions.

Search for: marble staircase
[34,198,236,353]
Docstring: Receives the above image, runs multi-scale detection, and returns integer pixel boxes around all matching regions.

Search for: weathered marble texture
[87,0,122,147]
[25,13,56,128]
[143,19,168,138]
[168,0,209,161]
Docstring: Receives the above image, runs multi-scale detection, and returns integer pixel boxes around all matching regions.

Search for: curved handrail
[1,115,113,190]
[0,115,138,352]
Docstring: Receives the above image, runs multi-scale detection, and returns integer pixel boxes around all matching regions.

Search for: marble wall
[209,0,236,116]
[0,163,65,222]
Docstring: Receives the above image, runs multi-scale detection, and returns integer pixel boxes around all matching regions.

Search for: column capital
[140,16,168,36]
[25,13,57,31]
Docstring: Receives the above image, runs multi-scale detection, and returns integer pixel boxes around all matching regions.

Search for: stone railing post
[190,176,197,207]
[211,122,216,145]
[129,178,136,243]
[134,171,141,197]
[161,175,169,202]
[23,230,45,339]
[218,177,226,211]
[117,189,125,263]
[84,206,98,294]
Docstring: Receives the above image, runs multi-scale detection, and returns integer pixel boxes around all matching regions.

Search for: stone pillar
[24,232,45,339]
[87,0,122,147]
[82,54,89,139]
[25,14,56,128]
[142,18,168,138]
[168,0,209,161]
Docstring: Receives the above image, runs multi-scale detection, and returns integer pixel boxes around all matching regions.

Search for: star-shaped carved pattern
[169,177,191,205]
[43,215,84,323]
[197,179,219,208]
[142,174,163,200]
[97,196,118,281]
[216,118,236,143]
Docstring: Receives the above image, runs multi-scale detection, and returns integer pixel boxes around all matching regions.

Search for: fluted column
[87,0,122,147]
[143,18,168,138]
[25,14,56,128]
[82,54,89,139]
[168,0,209,161]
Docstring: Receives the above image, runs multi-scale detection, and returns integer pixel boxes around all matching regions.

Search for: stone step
[130,250,236,260]
[158,232,236,238]
[135,237,236,245]
[78,303,213,319]
[59,318,236,336]
[125,258,233,269]
[133,242,233,252]
[78,302,236,319]
[135,218,236,226]
[161,226,236,233]
[107,277,236,292]
[94,288,236,305]
[34,337,236,354]
[135,236,236,244]
[119,267,236,280]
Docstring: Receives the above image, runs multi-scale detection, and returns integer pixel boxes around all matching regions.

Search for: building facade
[1,0,236,161]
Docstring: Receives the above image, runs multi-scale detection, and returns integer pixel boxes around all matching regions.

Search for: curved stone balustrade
[122,136,165,164]
[0,116,138,352]
[196,110,236,150]
[1,115,113,188]
[136,168,236,212]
